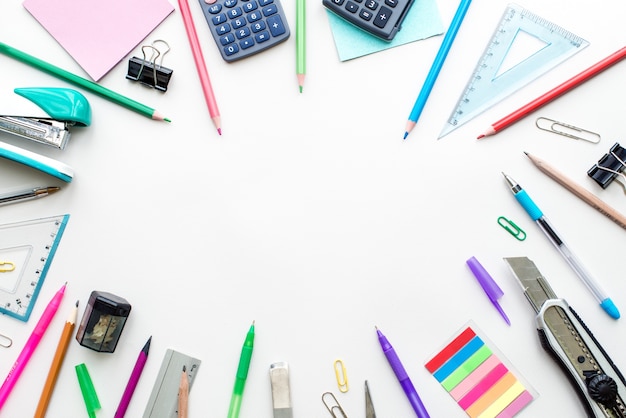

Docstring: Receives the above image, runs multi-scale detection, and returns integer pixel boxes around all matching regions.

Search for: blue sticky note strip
[433,335,484,382]
[326,0,444,61]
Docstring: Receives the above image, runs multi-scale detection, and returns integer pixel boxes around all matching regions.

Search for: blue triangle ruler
[439,3,589,138]
[0,214,69,321]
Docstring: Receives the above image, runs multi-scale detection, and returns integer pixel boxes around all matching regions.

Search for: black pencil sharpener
[76,291,131,353]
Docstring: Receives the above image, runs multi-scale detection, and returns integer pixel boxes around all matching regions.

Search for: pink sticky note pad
[23,0,174,81]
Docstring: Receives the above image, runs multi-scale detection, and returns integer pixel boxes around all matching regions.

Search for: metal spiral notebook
[0,214,69,321]
[439,3,589,138]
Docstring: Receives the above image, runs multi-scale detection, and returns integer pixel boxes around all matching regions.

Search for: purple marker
[376,327,430,418]
[466,256,511,325]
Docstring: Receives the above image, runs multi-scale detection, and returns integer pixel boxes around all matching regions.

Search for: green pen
[227,321,255,418]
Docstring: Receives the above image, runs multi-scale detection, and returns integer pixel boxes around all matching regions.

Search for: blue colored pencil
[403,0,473,139]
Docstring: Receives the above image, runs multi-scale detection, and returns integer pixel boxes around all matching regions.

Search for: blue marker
[503,172,619,319]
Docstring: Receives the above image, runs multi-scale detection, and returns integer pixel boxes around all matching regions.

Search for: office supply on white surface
[126,41,174,92]
[325,0,442,61]
[588,142,626,193]
[0,186,60,206]
[269,362,293,418]
[0,214,69,321]
[143,349,201,418]
[440,3,588,138]
[535,117,601,143]
[0,140,74,182]
[22,0,174,81]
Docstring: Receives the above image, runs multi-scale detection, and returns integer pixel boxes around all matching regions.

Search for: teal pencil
[0,41,170,122]
[296,0,306,93]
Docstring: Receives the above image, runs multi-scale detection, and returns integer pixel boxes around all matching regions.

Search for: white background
[1,0,626,417]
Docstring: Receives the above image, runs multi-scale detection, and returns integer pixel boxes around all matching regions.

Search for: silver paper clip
[322,392,348,418]
[0,333,11,348]
[536,117,601,143]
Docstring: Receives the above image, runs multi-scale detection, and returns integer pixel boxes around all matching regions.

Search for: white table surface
[1,0,626,417]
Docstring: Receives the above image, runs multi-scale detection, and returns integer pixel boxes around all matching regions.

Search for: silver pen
[0,186,60,206]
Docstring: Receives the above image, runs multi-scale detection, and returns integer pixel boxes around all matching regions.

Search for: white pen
[503,173,620,319]
[0,186,60,206]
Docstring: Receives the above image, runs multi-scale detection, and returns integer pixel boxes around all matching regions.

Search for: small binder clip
[587,142,626,192]
[126,40,173,92]
[0,87,91,149]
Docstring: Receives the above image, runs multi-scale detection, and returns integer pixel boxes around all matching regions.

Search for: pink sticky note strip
[23,0,174,81]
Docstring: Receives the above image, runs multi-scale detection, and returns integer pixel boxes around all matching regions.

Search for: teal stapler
[0,87,91,149]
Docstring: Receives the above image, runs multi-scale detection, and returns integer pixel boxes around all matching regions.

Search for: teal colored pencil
[0,41,170,122]
[296,0,306,93]
[403,0,472,139]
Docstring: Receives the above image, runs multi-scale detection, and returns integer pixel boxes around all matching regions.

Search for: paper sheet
[326,0,443,61]
[23,0,174,81]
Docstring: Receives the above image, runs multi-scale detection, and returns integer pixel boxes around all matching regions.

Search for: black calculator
[198,0,290,62]
[322,0,414,41]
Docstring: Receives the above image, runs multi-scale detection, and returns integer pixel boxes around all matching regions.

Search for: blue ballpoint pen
[403,0,473,139]
[502,173,620,319]
[376,327,430,418]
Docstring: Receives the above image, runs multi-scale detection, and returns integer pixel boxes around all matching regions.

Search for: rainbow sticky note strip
[425,324,536,418]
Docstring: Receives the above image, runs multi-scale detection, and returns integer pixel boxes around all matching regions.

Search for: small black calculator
[322,0,414,41]
[198,0,290,62]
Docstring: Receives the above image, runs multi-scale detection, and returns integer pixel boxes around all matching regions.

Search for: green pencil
[296,0,306,93]
[0,41,170,122]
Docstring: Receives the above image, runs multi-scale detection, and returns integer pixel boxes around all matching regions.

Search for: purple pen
[114,336,151,418]
[376,327,430,418]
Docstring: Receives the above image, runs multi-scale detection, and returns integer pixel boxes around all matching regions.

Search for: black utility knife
[505,256,626,417]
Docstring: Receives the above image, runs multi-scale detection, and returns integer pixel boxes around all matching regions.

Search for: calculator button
[359,9,373,20]
[262,4,278,16]
[345,1,358,13]
[224,0,237,6]
[220,33,236,45]
[211,13,227,24]
[235,26,251,38]
[232,17,247,28]
[255,31,270,42]
[247,11,262,22]
[243,1,257,11]
[364,0,378,10]
[224,44,240,56]
[251,20,266,32]
[208,4,222,13]
[373,6,391,28]
[267,15,286,36]
[227,7,243,17]
[240,38,255,49]
[215,23,231,34]
[385,0,397,6]
[330,0,345,5]
[205,0,218,4]
[259,0,273,5]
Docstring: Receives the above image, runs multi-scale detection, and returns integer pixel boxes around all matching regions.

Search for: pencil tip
[217,128,222,136]
[299,86,303,93]
[75,300,79,307]
[403,132,409,140]
[164,118,172,123]
[183,365,186,372]
[477,134,485,139]
[523,151,529,156]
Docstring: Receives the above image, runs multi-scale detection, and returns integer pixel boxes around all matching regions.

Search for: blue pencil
[403,0,473,139]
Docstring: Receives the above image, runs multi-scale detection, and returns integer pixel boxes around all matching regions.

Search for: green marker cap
[75,363,101,418]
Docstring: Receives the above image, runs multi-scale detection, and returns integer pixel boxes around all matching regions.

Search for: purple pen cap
[466,256,511,325]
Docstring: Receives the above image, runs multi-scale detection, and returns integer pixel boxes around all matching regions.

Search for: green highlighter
[227,321,255,418]
[75,363,100,418]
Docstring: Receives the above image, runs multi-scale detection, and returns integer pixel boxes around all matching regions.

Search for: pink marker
[0,283,66,409]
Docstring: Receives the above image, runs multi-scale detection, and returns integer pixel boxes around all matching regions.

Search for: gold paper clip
[322,392,348,418]
[536,117,601,143]
[0,333,12,348]
[497,216,526,241]
[334,359,349,392]
[0,261,15,272]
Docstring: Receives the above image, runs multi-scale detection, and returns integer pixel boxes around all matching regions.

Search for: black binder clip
[126,40,173,92]
[587,142,626,192]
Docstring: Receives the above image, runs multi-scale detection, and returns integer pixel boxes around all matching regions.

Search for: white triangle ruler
[439,3,589,138]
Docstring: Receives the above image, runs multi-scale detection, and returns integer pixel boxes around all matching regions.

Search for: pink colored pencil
[478,45,626,139]
[178,0,222,135]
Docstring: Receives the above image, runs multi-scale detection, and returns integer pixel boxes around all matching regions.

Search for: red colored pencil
[478,45,626,139]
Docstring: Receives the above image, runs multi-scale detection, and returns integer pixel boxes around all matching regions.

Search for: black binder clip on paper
[587,142,626,193]
[126,40,173,92]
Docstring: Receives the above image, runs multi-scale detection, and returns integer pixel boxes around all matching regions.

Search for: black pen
[0,186,60,206]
